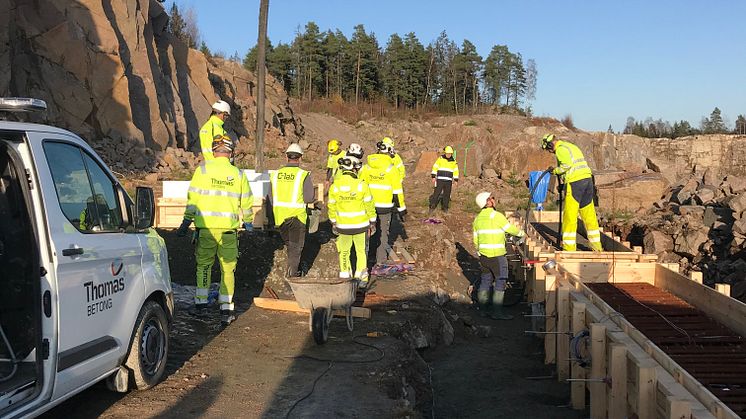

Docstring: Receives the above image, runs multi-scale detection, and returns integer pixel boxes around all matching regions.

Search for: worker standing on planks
[540,134,603,251]
[199,100,231,160]
[472,192,525,320]
[270,143,316,277]
[178,135,254,325]
[328,154,376,288]
[429,145,459,214]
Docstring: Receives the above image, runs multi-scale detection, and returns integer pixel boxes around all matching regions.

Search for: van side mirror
[134,187,155,229]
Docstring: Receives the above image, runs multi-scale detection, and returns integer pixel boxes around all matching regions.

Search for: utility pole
[255,0,269,172]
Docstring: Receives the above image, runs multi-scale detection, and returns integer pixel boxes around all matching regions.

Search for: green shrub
[463,119,477,126]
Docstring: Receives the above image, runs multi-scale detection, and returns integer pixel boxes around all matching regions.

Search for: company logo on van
[111,259,124,276]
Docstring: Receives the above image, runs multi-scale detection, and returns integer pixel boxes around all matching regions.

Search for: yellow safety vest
[199,115,226,160]
[431,156,459,181]
[271,166,309,226]
[391,153,405,180]
[184,157,253,229]
[553,140,592,183]
[472,208,524,257]
[359,154,406,213]
[328,172,376,234]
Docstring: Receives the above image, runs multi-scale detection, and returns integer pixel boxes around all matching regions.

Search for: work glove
[368,222,376,236]
[331,222,339,236]
[547,166,555,173]
[398,209,407,223]
[243,222,253,232]
[515,235,526,246]
[177,218,192,237]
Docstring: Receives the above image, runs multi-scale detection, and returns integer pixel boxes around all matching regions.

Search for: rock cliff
[0,0,301,171]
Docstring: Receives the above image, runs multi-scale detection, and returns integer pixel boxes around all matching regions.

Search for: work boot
[358,270,370,289]
[476,290,491,317]
[221,310,236,326]
[490,290,514,320]
[188,303,208,317]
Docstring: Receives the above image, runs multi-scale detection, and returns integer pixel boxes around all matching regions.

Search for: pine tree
[483,45,511,105]
[199,41,211,57]
[736,114,746,135]
[402,32,428,109]
[453,40,482,111]
[382,34,407,107]
[348,24,381,104]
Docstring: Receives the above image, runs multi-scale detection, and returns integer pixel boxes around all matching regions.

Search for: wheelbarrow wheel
[312,307,329,345]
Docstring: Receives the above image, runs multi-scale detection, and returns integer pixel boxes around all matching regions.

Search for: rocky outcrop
[0,0,301,172]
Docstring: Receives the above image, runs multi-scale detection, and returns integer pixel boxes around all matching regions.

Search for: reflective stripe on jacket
[199,115,226,160]
[271,166,309,226]
[553,140,592,183]
[472,208,524,257]
[431,156,459,182]
[359,154,406,214]
[328,172,376,235]
[184,157,253,229]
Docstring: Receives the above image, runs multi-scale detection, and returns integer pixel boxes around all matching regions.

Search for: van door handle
[62,247,84,256]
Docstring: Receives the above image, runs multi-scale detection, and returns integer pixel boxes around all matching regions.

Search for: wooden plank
[690,271,703,284]
[634,357,657,419]
[395,245,416,264]
[608,343,627,419]
[666,397,691,419]
[559,262,656,284]
[556,251,643,260]
[544,274,557,364]
[252,297,372,319]
[590,323,608,419]
[557,281,570,381]
[715,283,731,297]
[570,301,587,410]
[633,246,643,254]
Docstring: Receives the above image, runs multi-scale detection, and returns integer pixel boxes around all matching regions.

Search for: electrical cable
[283,335,386,419]
[0,324,18,382]
[569,330,590,369]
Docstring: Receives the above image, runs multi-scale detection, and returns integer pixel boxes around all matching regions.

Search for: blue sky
[166,0,745,132]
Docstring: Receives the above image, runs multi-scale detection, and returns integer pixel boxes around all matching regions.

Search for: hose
[523,169,553,236]
[0,324,18,382]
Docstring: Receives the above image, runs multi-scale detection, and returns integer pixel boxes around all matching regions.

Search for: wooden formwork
[546,261,745,419]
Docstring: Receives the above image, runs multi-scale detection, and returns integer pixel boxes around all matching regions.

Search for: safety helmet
[443,145,454,154]
[211,100,231,115]
[376,141,393,154]
[327,139,341,153]
[286,143,304,156]
[338,154,362,171]
[475,192,493,209]
[212,134,234,153]
[347,143,364,159]
[541,134,555,150]
[382,137,395,147]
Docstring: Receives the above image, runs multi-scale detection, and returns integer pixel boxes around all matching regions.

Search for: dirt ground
[44,137,584,418]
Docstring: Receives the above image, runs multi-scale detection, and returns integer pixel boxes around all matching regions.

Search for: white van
[0,98,173,418]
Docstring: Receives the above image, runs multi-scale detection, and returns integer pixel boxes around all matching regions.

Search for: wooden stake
[557,283,570,381]
[590,323,608,418]
[608,343,627,419]
[570,301,587,410]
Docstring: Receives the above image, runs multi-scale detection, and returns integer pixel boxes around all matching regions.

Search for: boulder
[693,186,716,205]
[643,230,674,255]
[728,193,746,214]
[674,229,708,258]
[733,219,746,236]
[481,168,499,180]
[724,175,746,194]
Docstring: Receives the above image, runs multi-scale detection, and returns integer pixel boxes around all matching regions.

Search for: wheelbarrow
[287,277,358,344]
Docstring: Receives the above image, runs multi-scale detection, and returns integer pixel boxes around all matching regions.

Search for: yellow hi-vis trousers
[336,232,367,278]
[562,178,603,251]
[195,228,238,310]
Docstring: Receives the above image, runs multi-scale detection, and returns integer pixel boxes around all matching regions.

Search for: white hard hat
[338,155,361,171]
[286,143,304,155]
[212,100,231,115]
[347,143,364,158]
[475,192,492,209]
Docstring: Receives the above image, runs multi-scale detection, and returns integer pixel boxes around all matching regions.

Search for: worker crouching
[328,154,376,288]
[178,135,254,325]
[472,192,525,320]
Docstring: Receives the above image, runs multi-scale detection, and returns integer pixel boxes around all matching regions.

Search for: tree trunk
[254,0,269,172]
[423,49,434,110]
[355,50,361,106]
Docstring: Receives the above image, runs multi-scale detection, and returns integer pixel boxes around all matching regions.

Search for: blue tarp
[528,170,550,210]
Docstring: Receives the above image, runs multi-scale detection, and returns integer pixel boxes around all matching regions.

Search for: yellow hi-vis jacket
[553,140,592,183]
[360,154,406,214]
[184,157,253,229]
[271,166,310,226]
[391,153,405,180]
[326,151,343,181]
[199,115,226,160]
[472,208,524,257]
[431,156,459,181]
[328,171,376,235]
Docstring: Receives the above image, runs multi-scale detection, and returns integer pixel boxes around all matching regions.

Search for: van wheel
[125,301,169,390]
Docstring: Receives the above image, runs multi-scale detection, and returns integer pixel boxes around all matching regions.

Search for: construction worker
[382,137,405,180]
[360,141,406,267]
[347,143,364,160]
[270,143,315,277]
[541,134,602,251]
[177,135,253,325]
[429,146,459,213]
[199,100,231,160]
[325,139,343,189]
[472,192,525,320]
[328,154,376,287]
